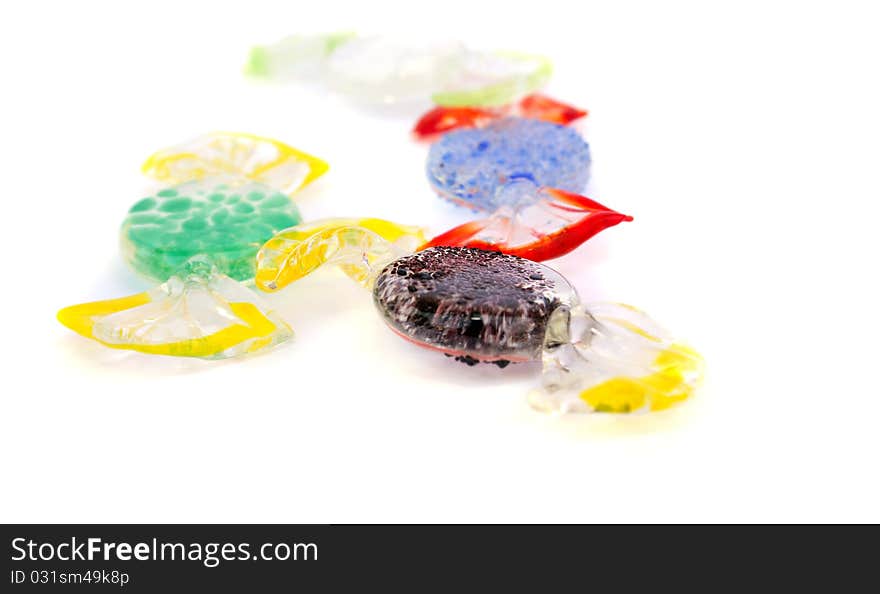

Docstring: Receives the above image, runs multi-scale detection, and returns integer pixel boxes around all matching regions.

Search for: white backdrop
[1,0,878,522]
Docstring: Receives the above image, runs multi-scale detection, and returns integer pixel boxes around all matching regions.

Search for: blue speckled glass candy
[120,178,303,282]
[426,117,591,211]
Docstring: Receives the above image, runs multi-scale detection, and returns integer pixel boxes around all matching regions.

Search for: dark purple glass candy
[372,247,577,365]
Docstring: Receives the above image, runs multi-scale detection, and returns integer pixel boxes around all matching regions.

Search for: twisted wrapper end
[141,132,328,196]
[255,218,427,293]
[423,182,632,262]
[529,302,704,414]
[58,256,293,359]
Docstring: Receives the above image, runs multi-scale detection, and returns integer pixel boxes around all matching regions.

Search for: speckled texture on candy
[372,247,577,364]
[426,118,591,211]
[120,179,302,282]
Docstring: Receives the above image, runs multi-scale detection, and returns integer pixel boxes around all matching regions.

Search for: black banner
[0,524,867,590]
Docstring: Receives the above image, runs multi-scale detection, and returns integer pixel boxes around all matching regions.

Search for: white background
[1,0,878,523]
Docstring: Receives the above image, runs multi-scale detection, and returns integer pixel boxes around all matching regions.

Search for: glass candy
[423,118,631,261]
[59,133,327,359]
[373,247,578,365]
[245,34,552,107]
[255,223,703,413]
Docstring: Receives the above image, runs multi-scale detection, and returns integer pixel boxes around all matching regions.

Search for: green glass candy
[120,179,302,282]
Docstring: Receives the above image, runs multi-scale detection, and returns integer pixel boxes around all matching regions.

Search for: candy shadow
[261,269,365,326]
[523,398,700,440]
